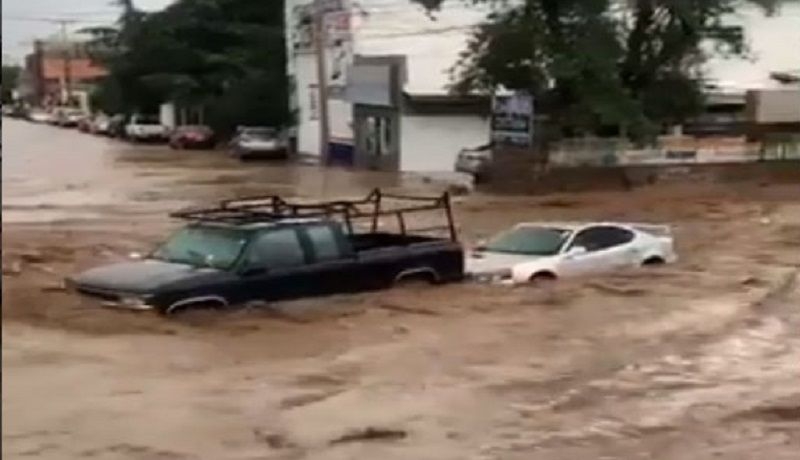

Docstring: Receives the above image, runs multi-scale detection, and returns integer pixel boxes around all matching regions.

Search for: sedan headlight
[474,269,513,284]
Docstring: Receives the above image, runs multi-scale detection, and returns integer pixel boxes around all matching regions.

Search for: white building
[284,0,490,172]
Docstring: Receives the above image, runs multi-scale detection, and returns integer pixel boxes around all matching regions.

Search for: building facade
[284,0,489,172]
[20,39,107,109]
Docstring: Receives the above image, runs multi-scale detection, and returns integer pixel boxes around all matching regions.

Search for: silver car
[229,126,288,160]
[455,144,493,183]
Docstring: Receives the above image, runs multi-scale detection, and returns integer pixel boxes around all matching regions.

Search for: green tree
[412,0,793,141]
[85,0,288,134]
[2,65,22,104]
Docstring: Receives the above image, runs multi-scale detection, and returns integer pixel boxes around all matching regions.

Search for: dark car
[68,189,464,315]
[229,126,289,160]
[169,125,215,150]
[107,114,128,138]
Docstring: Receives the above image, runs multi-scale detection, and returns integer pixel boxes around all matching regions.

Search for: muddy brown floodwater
[3,118,800,460]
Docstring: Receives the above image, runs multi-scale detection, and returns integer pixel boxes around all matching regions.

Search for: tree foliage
[85,0,288,134]
[412,0,794,140]
[2,65,22,104]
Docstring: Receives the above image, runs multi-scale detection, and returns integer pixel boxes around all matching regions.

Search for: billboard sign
[491,93,533,147]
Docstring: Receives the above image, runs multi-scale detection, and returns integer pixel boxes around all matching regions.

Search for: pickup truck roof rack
[170,188,458,241]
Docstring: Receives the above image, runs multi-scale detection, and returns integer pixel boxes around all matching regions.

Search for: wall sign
[491,93,533,147]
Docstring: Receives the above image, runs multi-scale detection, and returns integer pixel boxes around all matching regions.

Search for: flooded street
[3,120,799,459]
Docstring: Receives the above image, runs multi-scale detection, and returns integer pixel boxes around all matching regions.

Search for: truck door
[298,223,363,295]
[236,227,318,302]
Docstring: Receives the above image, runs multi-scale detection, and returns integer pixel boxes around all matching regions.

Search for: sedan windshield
[151,225,251,269]
[484,226,571,256]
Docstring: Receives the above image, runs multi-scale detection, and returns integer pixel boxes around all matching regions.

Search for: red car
[169,125,215,150]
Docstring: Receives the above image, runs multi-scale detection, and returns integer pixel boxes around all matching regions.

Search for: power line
[3,16,110,24]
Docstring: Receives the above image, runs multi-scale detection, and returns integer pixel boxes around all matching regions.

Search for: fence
[548,135,800,167]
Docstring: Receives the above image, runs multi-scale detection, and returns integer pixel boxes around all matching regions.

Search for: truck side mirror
[241,265,268,277]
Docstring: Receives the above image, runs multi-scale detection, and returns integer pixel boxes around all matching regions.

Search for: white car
[125,114,170,142]
[28,108,53,124]
[466,222,677,284]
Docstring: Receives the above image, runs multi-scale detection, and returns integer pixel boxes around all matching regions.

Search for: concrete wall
[487,154,800,194]
[748,89,800,123]
[400,114,490,172]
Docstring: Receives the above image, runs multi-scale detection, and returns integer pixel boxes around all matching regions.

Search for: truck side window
[246,229,305,269]
[305,225,342,262]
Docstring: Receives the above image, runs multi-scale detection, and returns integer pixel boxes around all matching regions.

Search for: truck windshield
[151,225,251,269]
[484,227,570,256]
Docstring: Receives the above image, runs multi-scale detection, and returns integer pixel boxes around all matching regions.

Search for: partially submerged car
[27,108,53,124]
[455,143,493,183]
[90,114,112,135]
[125,114,169,142]
[467,222,676,284]
[57,108,86,128]
[229,126,288,160]
[169,125,215,150]
[68,190,463,315]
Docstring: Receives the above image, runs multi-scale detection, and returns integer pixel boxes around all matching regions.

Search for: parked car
[47,108,64,125]
[2,105,25,118]
[27,108,53,124]
[78,116,93,133]
[125,114,169,142]
[57,108,87,128]
[90,114,112,135]
[466,222,677,284]
[455,143,493,183]
[169,125,215,150]
[229,126,288,160]
[108,114,128,138]
[67,189,464,315]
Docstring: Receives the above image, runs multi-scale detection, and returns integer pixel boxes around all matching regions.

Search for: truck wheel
[163,297,228,316]
[394,269,439,288]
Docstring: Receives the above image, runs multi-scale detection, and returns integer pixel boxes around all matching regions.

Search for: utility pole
[56,19,76,106]
[313,0,331,165]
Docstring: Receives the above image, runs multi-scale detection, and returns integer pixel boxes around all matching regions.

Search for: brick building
[20,39,107,108]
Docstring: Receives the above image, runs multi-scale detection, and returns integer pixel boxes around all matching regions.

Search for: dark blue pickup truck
[68,190,464,315]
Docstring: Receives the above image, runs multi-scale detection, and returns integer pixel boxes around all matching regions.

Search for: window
[569,226,634,252]
[245,229,305,269]
[152,225,250,270]
[485,226,570,256]
[305,225,343,262]
[365,116,392,157]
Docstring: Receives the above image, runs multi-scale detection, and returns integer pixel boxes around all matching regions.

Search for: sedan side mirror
[566,246,588,257]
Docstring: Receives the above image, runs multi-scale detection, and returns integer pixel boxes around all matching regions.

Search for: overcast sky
[3,0,798,88]
[2,0,172,62]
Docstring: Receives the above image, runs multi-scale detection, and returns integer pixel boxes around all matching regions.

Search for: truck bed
[349,232,446,253]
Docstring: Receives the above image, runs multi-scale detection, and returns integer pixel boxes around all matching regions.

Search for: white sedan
[466,222,677,284]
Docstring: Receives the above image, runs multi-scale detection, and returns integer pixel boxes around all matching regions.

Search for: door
[298,223,363,295]
[558,226,636,277]
[235,227,317,303]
